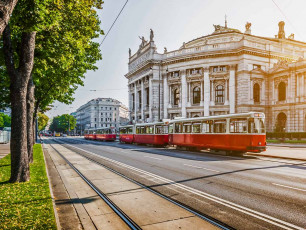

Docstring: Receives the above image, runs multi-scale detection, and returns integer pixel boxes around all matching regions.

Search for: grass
[0,144,56,229]
[267,139,306,144]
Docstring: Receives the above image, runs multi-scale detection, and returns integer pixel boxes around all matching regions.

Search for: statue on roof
[278,21,285,39]
[245,22,251,35]
[129,48,131,58]
[139,36,147,47]
[288,33,295,40]
[164,47,167,53]
[150,28,154,41]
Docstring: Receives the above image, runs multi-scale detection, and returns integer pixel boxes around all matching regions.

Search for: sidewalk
[247,145,306,161]
[0,143,10,159]
[43,140,218,230]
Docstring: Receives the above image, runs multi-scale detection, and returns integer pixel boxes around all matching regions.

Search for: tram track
[49,139,231,230]
[48,137,306,230]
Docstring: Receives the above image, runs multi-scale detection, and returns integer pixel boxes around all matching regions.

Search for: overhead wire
[100,0,129,46]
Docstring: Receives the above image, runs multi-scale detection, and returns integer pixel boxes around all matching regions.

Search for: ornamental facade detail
[125,21,306,132]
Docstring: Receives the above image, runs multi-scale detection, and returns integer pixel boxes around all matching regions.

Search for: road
[53,137,306,230]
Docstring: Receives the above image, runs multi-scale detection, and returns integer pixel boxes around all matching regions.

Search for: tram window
[230,119,247,133]
[248,118,256,133]
[214,120,226,133]
[136,127,140,134]
[156,126,163,134]
[128,127,133,134]
[120,128,125,134]
[169,124,173,133]
[202,121,213,133]
[259,119,265,133]
[175,123,182,133]
[148,126,154,134]
[140,127,145,134]
[192,123,201,133]
[183,123,192,133]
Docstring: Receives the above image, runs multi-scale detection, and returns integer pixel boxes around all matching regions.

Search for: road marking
[184,164,220,172]
[60,142,304,230]
[272,183,306,192]
[144,156,162,160]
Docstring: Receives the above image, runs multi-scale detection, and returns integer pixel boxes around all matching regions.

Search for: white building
[125,22,306,132]
[76,98,129,132]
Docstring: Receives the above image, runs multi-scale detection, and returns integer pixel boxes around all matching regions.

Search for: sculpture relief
[245,22,251,35]
[278,21,285,39]
[150,28,154,41]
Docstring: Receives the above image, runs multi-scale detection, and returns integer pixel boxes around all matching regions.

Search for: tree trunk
[27,78,35,163]
[0,0,18,37]
[3,26,36,183]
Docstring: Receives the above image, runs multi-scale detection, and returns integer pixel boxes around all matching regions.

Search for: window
[192,123,201,133]
[183,123,192,133]
[202,121,213,133]
[215,85,224,104]
[146,88,149,106]
[230,119,247,133]
[174,123,182,133]
[155,125,168,134]
[94,118,96,121]
[278,82,286,101]
[169,124,174,133]
[101,118,103,122]
[174,89,180,105]
[253,83,260,103]
[214,120,226,133]
[253,64,261,70]
[193,87,201,104]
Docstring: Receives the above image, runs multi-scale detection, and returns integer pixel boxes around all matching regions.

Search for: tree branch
[0,0,18,37]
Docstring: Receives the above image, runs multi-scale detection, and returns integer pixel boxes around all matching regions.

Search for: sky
[46,0,306,118]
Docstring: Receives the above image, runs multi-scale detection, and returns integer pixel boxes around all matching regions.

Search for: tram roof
[135,121,167,127]
[169,112,265,123]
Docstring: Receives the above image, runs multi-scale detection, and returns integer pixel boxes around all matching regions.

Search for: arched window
[276,112,287,132]
[215,85,224,104]
[253,83,260,103]
[193,87,201,104]
[174,88,180,105]
[278,82,286,101]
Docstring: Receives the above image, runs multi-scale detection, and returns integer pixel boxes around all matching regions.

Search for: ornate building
[125,22,306,132]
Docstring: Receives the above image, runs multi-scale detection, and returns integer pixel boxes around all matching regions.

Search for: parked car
[62,134,67,137]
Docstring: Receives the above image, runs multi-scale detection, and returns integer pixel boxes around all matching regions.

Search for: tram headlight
[258,142,261,145]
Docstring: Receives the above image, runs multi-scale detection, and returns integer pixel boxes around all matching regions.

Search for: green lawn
[267,139,306,144]
[0,144,56,229]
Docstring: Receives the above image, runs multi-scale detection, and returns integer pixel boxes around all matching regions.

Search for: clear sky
[46,0,306,118]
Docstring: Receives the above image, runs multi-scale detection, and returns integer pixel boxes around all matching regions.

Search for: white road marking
[144,156,162,160]
[184,164,220,172]
[272,183,306,192]
[60,142,304,230]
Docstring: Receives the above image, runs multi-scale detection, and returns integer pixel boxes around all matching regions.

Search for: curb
[246,153,306,161]
[42,144,61,230]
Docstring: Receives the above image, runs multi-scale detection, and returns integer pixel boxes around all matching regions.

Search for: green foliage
[49,114,76,133]
[0,0,103,112]
[0,113,11,128]
[0,144,56,229]
[37,112,49,131]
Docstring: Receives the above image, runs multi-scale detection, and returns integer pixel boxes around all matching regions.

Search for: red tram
[84,127,116,141]
[168,112,266,153]
[87,112,266,154]
[119,125,134,143]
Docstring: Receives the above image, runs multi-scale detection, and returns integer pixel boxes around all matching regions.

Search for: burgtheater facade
[125,22,306,132]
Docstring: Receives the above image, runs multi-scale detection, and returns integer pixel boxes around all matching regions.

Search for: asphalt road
[52,137,306,230]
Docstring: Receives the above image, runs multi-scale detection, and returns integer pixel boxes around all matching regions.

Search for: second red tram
[84,127,116,141]
[168,112,266,153]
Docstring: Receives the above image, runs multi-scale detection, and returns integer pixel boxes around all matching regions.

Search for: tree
[0,0,103,182]
[37,112,49,131]
[0,112,11,127]
[49,114,76,133]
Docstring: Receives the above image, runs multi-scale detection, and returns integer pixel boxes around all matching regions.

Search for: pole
[36,116,38,143]
[158,61,161,121]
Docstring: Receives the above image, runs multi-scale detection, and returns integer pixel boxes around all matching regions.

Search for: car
[62,134,67,137]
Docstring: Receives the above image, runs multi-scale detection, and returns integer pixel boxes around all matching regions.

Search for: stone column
[272,79,275,103]
[261,80,265,104]
[225,78,229,105]
[229,65,236,113]
[181,70,187,118]
[134,84,137,122]
[188,82,191,106]
[141,79,145,121]
[169,85,172,105]
[149,77,153,121]
[200,80,204,106]
[297,74,300,98]
[128,86,132,121]
[204,67,210,116]
[302,73,305,102]
[250,80,254,104]
[163,74,169,119]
